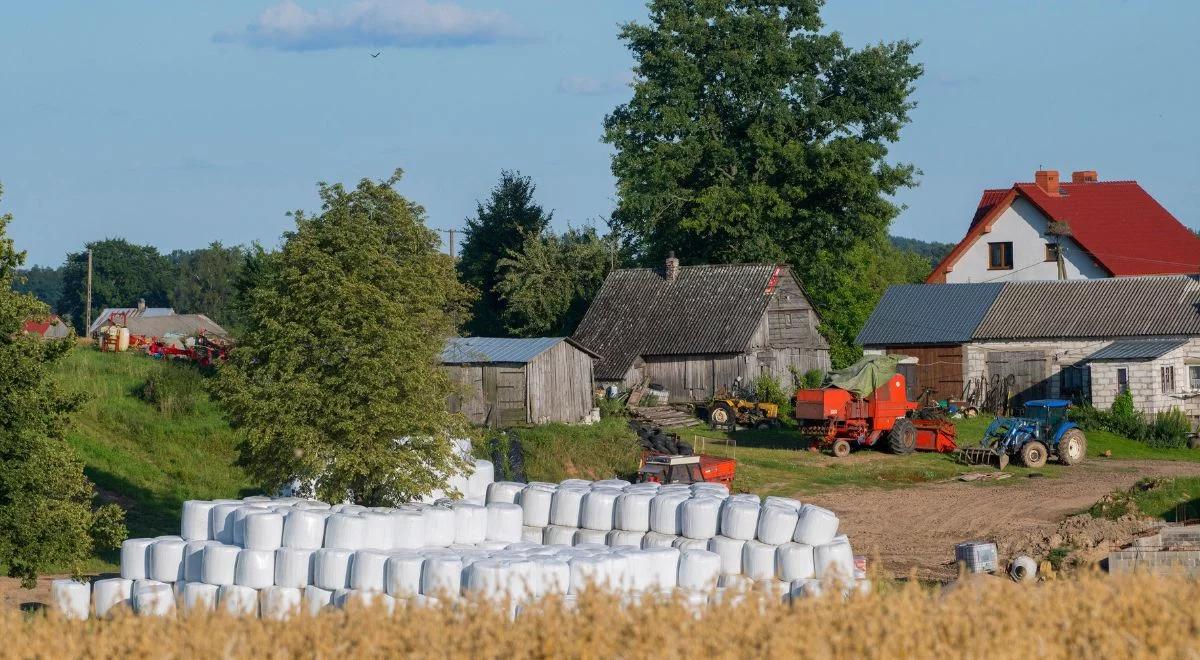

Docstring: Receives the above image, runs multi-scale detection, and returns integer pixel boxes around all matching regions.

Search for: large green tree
[0,186,125,587]
[170,242,246,327]
[14,265,65,311]
[214,171,474,505]
[604,0,922,365]
[495,226,616,336]
[59,239,174,332]
[458,171,552,336]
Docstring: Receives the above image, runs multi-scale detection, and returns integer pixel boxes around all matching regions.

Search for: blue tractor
[959,399,1087,470]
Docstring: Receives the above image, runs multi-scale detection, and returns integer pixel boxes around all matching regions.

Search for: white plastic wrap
[385,552,425,597]
[680,497,722,540]
[303,585,334,616]
[763,496,802,512]
[775,542,816,581]
[261,586,302,621]
[230,505,266,546]
[468,459,494,500]
[357,512,392,550]
[533,557,570,595]
[180,582,218,615]
[351,550,390,592]
[642,547,680,592]
[560,479,592,488]
[550,488,588,527]
[672,537,709,552]
[793,504,840,546]
[580,489,620,531]
[640,532,679,549]
[573,529,608,546]
[756,505,800,545]
[486,481,526,505]
[519,487,554,528]
[324,513,367,550]
[244,512,285,551]
[92,578,132,618]
[391,511,426,549]
[274,548,315,589]
[181,500,216,541]
[149,538,186,583]
[133,582,175,617]
[313,548,354,590]
[717,574,753,590]
[594,479,631,490]
[677,549,721,591]
[606,530,645,548]
[614,492,654,533]
[421,556,464,597]
[649,493,690,535]
[219,584,259,617]
[522,526,544,544]
[120,538,154,581]
[235,549,275,589]
[210,502,243,544]
[741,540,778,581]
[815,539,855,582]
[691,482,730,497]
[282,510,326,549]
[707,536,747,575]
[787,578,822,600]
[542,525,578,546]
[720,500,761,541]
[446,502,484,545]
[567,555,607,593]
[422,506,456,548]
[201,544,240,586]
[50,580,90,621]
[465,559,520,602]
[182,540,215,582]
[486,503,524,543]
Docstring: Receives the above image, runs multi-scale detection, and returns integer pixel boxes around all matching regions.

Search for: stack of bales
[53,466,864,620]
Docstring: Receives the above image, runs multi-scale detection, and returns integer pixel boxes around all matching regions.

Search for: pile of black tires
[629,419,694,456]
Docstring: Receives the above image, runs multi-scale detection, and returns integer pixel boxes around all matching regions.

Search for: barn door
[986,351,1048,411]
[495,368,527,426]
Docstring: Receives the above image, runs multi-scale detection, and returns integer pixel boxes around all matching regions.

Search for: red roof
[930,179,1200,282]
[22,315,62,337]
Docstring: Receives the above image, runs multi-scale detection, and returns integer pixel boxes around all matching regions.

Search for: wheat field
[11,572,1200,659]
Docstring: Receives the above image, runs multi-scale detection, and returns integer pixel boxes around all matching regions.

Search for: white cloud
[215,0,526,51]
[556,73,633,96]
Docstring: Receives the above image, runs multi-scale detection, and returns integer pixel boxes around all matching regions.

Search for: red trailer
[793,373,957,458]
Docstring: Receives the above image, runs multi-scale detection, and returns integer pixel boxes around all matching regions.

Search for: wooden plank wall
[527,342,595,423]
[884,345,966,402]
[444,363,527,427]
[642,347,828,402]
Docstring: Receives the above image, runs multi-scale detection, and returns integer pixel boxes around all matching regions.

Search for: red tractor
[793,373,958,458]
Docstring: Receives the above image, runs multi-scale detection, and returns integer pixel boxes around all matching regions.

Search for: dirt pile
[1005,513,1162,570]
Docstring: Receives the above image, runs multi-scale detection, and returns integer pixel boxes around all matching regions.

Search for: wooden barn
[572,255,830,402]
[442,337,599,427]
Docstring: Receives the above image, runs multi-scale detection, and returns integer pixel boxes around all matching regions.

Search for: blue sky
[2,0,1197,266]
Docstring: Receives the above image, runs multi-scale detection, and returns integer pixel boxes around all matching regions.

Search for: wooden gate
[885,346,965,402]
[986,350,1049,409]
[483,366,528,427]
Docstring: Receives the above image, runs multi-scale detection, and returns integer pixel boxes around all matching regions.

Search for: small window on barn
[1116,367,1129,395]
[988,242,1013,270]
[1161,366,1176,394]
[1190,365,1200,391]
[1044,243,1061,262]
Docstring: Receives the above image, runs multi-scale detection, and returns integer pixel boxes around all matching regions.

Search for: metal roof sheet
[87,307,176,335]
[441,337,568,364]
[856,283,1004,346]
[1085,338,1189,361]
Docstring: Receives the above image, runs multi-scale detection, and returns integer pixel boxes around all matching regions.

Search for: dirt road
[805,459,1200,580]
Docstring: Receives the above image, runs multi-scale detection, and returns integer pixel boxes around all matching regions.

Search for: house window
[988,242,1013,270]
[1190,365,1200,390]
[1059,365,1085,401]
[1045,243,1061,262]
[1116,367,1129,394]
[1162,366,1176,394]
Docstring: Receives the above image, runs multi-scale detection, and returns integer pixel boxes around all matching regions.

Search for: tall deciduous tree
[604,0,922,365]
[213,171,474,505]
[0,185,125,587]
[14,265,65,311]
[170,242,245,327]
[458,171,552,336]
[59,239,174,332]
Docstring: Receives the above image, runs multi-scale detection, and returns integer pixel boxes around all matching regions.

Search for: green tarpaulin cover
[823,354,909,397]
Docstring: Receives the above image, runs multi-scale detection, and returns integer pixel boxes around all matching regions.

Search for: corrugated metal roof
[975,276,1200,340]
[441,337,567,364]
[1085,338,1188,361]
[856,283,1004,347]
[87,307,176,335]
[126,314,229,339]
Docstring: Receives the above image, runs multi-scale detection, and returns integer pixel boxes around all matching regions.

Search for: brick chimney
[1071,170,1098,183]
[1034,170,1060,196]
[665,251,680,282]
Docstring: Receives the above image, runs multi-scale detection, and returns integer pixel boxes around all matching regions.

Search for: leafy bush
[1070,398,1192,449]
[1148,409,1193,449]
[597,396,627,419]
[755,374,794,421]
[139,365,204,417]
[802,369,825,389]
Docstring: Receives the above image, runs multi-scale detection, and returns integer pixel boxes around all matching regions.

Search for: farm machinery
[630,419,738,486]
[958,399,1087,469]
[706,377,781,430]
[793,355,958,458]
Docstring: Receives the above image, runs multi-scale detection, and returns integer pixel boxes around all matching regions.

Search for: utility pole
[85,249,93,335]
[440,229,457,260]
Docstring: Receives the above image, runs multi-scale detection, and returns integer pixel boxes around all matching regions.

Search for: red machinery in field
[793,373,958,458]
[636,453,737,486]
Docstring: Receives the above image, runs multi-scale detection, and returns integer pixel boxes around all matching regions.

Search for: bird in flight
[370,52,381,58]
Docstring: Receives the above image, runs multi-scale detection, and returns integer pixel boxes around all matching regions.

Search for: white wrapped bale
[614,492,654,532]
[422,506,456,548]
[465,559,522,602]
[594,479,631,490]
[219,584,259,617]
[486,481,526,505]
[793,504,840,546]
[182,540,216,582]
[775,543,816,581]
[640,532,678,549]
[92,578,132,618]
[486,503,524,543]
[478,540,510,552]
[244,495,274,503]
[385,553,425,597]
[649,493,689,535]
[274,548,315,589]
[720,500,760,541]
[534,557,570,595]
[201,544,240,586]
[672,537,709,552]
[691,482,729,497]
[149,538,187,583]
[521,526,544,544]
[542,525,577,546]
[282,510,326,549]
[573,529,608,546]
[351,550,390,592]
[313,548,354,590]
[742,540,777,581]
[567,555,607,593]
[763,496,802,512]
[560,479,592,488]
[120,538,155,581]
[243,512,285,551]
[642,547,680,592]
[325,514,367,550]
[303,585,334,616]
[181,582,219,614]
[452,502,488,545]
[230,505,266,546]
[133,582,175,617]
[357,512,392,550]
[50,580,90,620]
[680,497,722,540]
[580,489,621,531]
[550,488,588,527]
[707,536,747,575]
[677,549,721,591]
[391,511,425,550]
[606,530,645,548]
[181,500,217,541]
[235,549,275,589]
[421,556,463,597]
[467,459,494,500]
[519,487,554,527]
[756,505,800,545]
[261,586,302,621]
[210,502,243,544]
[717,574,753,590]
[815,538,855,582]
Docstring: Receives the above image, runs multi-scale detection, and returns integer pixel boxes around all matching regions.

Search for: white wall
[1090,340,1200,429]
[944,197,1109,283]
